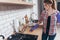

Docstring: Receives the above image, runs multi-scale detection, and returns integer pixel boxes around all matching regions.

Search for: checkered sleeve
[38,11,45,23]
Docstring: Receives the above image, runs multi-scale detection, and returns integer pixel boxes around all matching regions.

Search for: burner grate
[7,33,38,40]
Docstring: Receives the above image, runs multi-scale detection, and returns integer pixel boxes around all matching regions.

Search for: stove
[7,33,38,40]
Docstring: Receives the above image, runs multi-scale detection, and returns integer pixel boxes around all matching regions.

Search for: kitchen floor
[23,27,60,40]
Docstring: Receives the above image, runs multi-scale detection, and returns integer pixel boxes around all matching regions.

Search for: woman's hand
[37,21,43,25]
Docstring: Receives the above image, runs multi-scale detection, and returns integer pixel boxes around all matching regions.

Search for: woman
[38,0,59,40]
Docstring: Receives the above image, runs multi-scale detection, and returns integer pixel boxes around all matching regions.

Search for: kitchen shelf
[0,0,33,6]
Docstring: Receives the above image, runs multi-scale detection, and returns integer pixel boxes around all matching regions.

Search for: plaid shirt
[39,10,59,35]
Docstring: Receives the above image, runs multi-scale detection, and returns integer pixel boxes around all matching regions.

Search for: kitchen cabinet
[0,0,33,6]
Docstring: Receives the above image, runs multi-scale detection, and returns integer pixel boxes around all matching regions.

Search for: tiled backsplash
[0,4,32,38]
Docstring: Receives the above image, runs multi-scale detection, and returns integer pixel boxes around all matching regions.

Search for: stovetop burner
[7,33,38,40]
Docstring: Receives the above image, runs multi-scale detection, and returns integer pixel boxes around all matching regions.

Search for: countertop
[23,26,43,40]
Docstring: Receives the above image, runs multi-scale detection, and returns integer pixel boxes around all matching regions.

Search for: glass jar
[28,0,33,3]
[26,0,33,3]
[22,0,26,2]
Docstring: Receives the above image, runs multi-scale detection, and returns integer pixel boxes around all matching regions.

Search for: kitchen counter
[5,22,43,40]
[23,26,43,40]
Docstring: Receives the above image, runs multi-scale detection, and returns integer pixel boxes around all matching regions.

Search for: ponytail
[52,0,57,9]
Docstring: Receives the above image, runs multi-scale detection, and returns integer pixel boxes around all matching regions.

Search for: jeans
[42,32,56,40]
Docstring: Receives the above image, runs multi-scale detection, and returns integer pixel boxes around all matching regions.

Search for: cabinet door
[57,2,60,11]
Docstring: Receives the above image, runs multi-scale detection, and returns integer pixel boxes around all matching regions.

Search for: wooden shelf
[0,0,33,6]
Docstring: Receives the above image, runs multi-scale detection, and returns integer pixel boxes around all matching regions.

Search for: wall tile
[0,4,32,38]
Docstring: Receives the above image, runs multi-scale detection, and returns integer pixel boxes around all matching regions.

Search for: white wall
[0,4,32,38]
[32,0,38,14]
[32,0,38,19]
